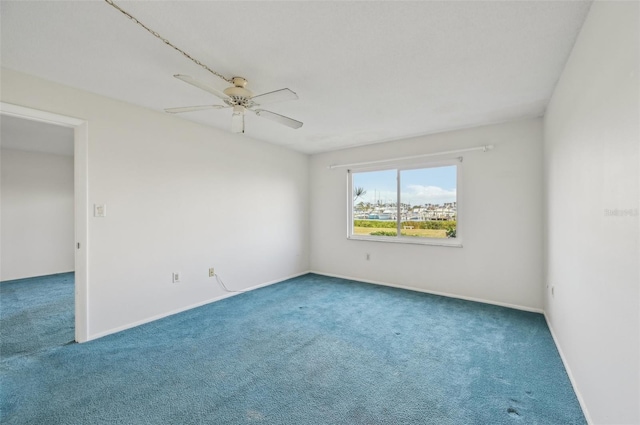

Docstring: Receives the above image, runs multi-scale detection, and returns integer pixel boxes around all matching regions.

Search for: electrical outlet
[209,268,215,277]
[172,272,181,283]
[366,253,370,261]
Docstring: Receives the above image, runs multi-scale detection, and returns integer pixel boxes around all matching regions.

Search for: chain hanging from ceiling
[104,0,233,84]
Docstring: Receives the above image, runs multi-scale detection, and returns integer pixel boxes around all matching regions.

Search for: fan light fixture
[165,74,303,134]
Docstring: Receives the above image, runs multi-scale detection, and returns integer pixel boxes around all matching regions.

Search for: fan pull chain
[104,0,233,85]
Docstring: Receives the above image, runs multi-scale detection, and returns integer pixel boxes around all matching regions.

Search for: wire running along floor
[0,273,586,424]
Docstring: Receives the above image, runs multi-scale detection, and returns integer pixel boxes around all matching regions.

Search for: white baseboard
[1,270,75,283]
[543,313,593,425]
[86,271,309,341]
[309,270,544,314]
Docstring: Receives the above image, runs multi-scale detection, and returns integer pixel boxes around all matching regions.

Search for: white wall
[310,118,544,311]
[1,69,309,339]
[543,2,639,424]
[1,148,74,280]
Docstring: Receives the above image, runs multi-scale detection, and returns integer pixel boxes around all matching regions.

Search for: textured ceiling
[0,1,592,154]
[0,115,74,157]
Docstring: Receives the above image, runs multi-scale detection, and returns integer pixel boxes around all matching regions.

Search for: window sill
[347,235,463,247]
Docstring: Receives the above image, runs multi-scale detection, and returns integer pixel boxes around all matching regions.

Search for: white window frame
[347,159,462,247]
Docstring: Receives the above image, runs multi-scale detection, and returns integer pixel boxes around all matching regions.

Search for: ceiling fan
[165,75,303,134]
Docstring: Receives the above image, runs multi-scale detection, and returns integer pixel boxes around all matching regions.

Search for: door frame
[1,102,89,342]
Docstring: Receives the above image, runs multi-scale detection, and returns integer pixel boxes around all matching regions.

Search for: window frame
[347,159,462,247]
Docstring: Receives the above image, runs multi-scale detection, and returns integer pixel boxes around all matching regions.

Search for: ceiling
[0,115,74,157]
[1,1,592,154]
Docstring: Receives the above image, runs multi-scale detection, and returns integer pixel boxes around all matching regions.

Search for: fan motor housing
[224,86,253,98]
[223,77,253,108]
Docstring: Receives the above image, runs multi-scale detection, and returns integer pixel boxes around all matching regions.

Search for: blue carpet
[1,273,585,424]
[0,272,74,359]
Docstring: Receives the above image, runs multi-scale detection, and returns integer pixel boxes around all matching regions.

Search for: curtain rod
[328,145,494,169]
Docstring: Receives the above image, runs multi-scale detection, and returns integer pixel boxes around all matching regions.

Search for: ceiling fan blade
[251,88,298,106]
[174,74,230,100]
[254,109,303,129]
[164,105,227,114]
[231,111,245,134]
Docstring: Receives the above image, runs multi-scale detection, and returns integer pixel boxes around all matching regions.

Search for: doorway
[0,102,88,342]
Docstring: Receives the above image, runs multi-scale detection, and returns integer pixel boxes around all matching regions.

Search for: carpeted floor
[0,272,74,359]
[0,273,585,424]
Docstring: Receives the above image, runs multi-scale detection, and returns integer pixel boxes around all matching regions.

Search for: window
[348,161,460,246]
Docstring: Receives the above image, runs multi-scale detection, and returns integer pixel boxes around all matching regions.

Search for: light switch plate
[94,204,106,217]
